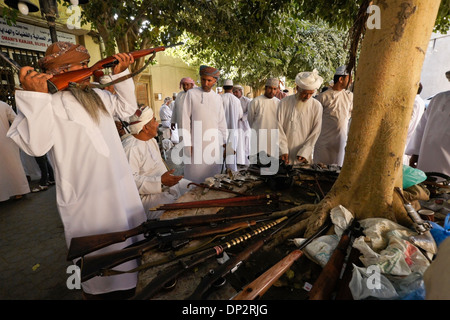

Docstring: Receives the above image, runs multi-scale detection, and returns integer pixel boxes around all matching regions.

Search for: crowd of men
[1,40,449,300]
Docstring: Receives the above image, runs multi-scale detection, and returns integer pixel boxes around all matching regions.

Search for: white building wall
[420,32,450,100]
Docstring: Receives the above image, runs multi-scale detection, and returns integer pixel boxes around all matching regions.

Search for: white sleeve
[123,143,162,195]
[7,91,55,156]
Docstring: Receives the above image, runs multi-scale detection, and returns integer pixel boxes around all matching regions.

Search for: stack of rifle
[132,209,307,300]
[67,209,295,286]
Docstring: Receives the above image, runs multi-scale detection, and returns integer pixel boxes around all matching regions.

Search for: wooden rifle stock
[308,220,361,300]
[233,221,331,300]
[79,220,256,282]
[47,43,182,93]
[67,210,269,261]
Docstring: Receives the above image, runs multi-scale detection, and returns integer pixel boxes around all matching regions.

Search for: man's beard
[68,86,109,123]
[294,92,313,110]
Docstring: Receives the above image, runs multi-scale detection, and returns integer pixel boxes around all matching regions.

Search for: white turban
[295,69,324,90]
[128,107,154,134]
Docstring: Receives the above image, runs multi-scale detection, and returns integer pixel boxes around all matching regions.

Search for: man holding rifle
[7,41,147,299]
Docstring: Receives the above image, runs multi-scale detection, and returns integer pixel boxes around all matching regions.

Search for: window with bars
[0,46,44,111]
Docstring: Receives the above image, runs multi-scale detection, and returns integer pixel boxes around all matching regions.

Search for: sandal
[32,185,49,193]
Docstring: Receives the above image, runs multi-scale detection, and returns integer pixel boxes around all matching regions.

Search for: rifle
[0,51,56,92]
[8,43,182,94]
[67,210,272,260]
[78,219,258,282]
[308,219,363,300]
[130,213,298,300]
[232,221,331,300]
[149,194,279,211]
[186,210,307,300]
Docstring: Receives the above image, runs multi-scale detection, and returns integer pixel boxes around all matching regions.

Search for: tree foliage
[4,0,447,87]
[70,0,449,90]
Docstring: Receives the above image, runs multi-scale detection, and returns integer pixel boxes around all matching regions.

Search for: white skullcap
[335,65,349,76]
[99,75,113,85]
[173,92,177,97]
[295,69,323,90]
[223,79,233,86]
[128,107,154,135]
[265,78,279,87]
[233,85,243,91]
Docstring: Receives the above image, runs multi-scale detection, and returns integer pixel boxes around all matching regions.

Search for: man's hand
[19,67,53,93]
[161,169,183,187]
[280,154,289,164]
[112,53,135,75]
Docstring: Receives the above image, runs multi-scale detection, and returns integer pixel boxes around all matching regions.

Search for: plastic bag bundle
[402,165,427,189]
[429,213,450,247]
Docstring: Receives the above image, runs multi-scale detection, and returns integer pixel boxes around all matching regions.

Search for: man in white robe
[160,97,178,144]
[0,101,30,201]
[278,70,324,165]
[313,66,353,167]
[122,107,191,220]
[405,87,450,179]
[171,77,196,133]
[177,66,227,183]
[222,79,243,172]
[7,42,147,299]
[169,92,177,111]
[247,78,280,162]
[403,83,425,165]
[233,85,252,167]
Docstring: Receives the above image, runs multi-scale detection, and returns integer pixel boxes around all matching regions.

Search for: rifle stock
[47,43,182,93]
[308,220,361,300]
[67,224,146,261]
[232,221,331,300]
[233,250,303,300]
[67,210,270,261]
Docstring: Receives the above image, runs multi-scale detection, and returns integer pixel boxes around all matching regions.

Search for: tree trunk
[305,0,441,237]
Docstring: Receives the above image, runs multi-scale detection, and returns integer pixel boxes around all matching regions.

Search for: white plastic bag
[349,265,399,300]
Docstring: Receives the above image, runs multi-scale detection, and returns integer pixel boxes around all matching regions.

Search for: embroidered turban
[38,42,90,75]
[199,65,220,80]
